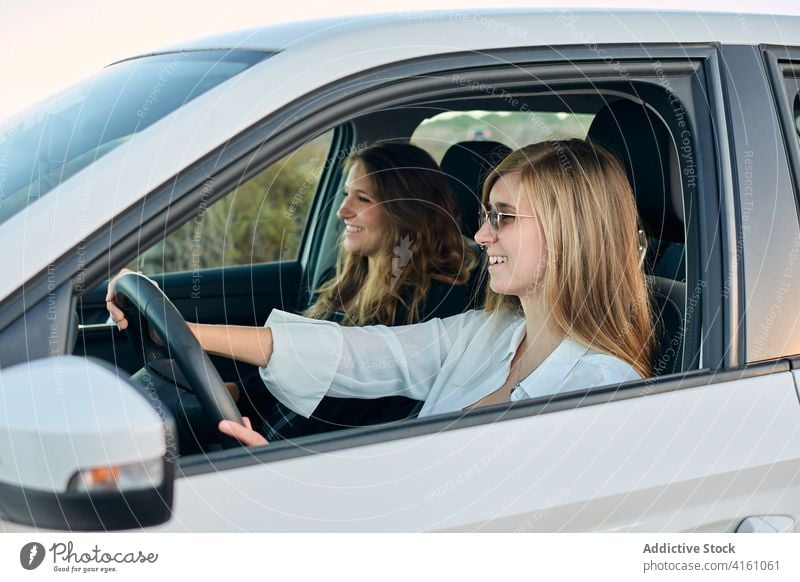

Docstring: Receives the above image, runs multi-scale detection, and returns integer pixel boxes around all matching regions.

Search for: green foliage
[136,133,332,273]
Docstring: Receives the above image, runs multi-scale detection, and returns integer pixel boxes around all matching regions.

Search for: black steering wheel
[114,273,243,448]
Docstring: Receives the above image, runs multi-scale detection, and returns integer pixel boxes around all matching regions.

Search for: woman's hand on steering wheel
[108,268,245,448]
[218,417,269,447]
[106,268,158,339]
[106,268,164,344]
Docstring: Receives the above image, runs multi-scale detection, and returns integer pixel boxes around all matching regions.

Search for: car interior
[73,87,694,456]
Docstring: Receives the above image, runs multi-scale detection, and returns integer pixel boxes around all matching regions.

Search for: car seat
[588,99,688,375]
[440,140,512,238]
[440,140,512,309]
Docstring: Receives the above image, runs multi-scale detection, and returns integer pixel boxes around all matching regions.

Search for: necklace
[510,336,529,395]
[511,355,529,394]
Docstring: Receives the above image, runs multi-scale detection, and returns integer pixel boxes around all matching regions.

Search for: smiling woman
[477,176,547,297]
[338,162,386,254]
[306,142,477,326]
[480,140,655,379]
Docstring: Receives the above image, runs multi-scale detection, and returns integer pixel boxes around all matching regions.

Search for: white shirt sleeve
[259,309,480,418]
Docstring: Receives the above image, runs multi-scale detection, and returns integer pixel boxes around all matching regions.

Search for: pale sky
[2,0,799,121]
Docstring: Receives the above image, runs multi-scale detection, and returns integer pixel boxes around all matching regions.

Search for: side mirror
[0,356,175,530]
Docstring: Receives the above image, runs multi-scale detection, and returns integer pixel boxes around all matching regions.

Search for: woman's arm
[106,268,273,367]
[187,323,273,367]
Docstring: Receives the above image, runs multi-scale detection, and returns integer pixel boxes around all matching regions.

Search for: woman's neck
[516,294,565,373]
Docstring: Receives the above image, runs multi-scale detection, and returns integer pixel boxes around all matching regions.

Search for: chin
[488,278,512,296]
[489,276,531,298]
[342,241,359,254]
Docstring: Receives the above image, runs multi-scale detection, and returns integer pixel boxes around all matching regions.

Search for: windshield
[0,49,272,226]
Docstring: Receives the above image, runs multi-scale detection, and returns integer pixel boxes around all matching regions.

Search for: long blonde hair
[305,143,477,325]
[483,139,654,377]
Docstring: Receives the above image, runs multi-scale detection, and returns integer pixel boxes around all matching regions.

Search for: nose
[474,219,497,247]
[336,195,355,221]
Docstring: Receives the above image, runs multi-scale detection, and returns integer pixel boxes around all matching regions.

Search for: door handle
[736,516,795,533]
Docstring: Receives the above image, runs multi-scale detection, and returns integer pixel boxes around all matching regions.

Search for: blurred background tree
[135,132,333,273]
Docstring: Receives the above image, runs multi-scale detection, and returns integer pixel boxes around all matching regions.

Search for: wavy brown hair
[483,139,654,377]
[305,143,477,325]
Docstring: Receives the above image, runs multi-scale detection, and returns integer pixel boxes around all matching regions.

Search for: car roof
[131,9,800,59]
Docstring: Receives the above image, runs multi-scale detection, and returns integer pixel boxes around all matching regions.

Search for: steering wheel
[113,273,243,448]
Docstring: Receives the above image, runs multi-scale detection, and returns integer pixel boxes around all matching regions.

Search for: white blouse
[259,308,641,419]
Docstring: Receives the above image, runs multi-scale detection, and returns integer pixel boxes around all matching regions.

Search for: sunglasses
[478,204,537,233]
[478,204,649,268]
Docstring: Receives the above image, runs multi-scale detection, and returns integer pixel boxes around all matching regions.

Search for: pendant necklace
[511,358,528,394]
[511,335,528,395]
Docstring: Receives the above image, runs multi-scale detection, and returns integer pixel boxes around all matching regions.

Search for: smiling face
[336,162,387,257]
[474,172,548,299]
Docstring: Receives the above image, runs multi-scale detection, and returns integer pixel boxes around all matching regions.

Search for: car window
[410,110,593,163]
[0,51,272,228]
[133,130,334,273]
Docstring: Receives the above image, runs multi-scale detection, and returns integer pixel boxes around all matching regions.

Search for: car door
[160,363,799,532]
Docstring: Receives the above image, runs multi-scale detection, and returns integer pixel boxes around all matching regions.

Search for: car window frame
[724,45,800,364]
[173,46,722,469]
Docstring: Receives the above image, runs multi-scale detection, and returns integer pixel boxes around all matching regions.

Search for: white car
[1,9,800,532]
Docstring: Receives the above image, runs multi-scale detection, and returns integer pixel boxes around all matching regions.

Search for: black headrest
[588,100,684,242]
[440,140,512,238]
